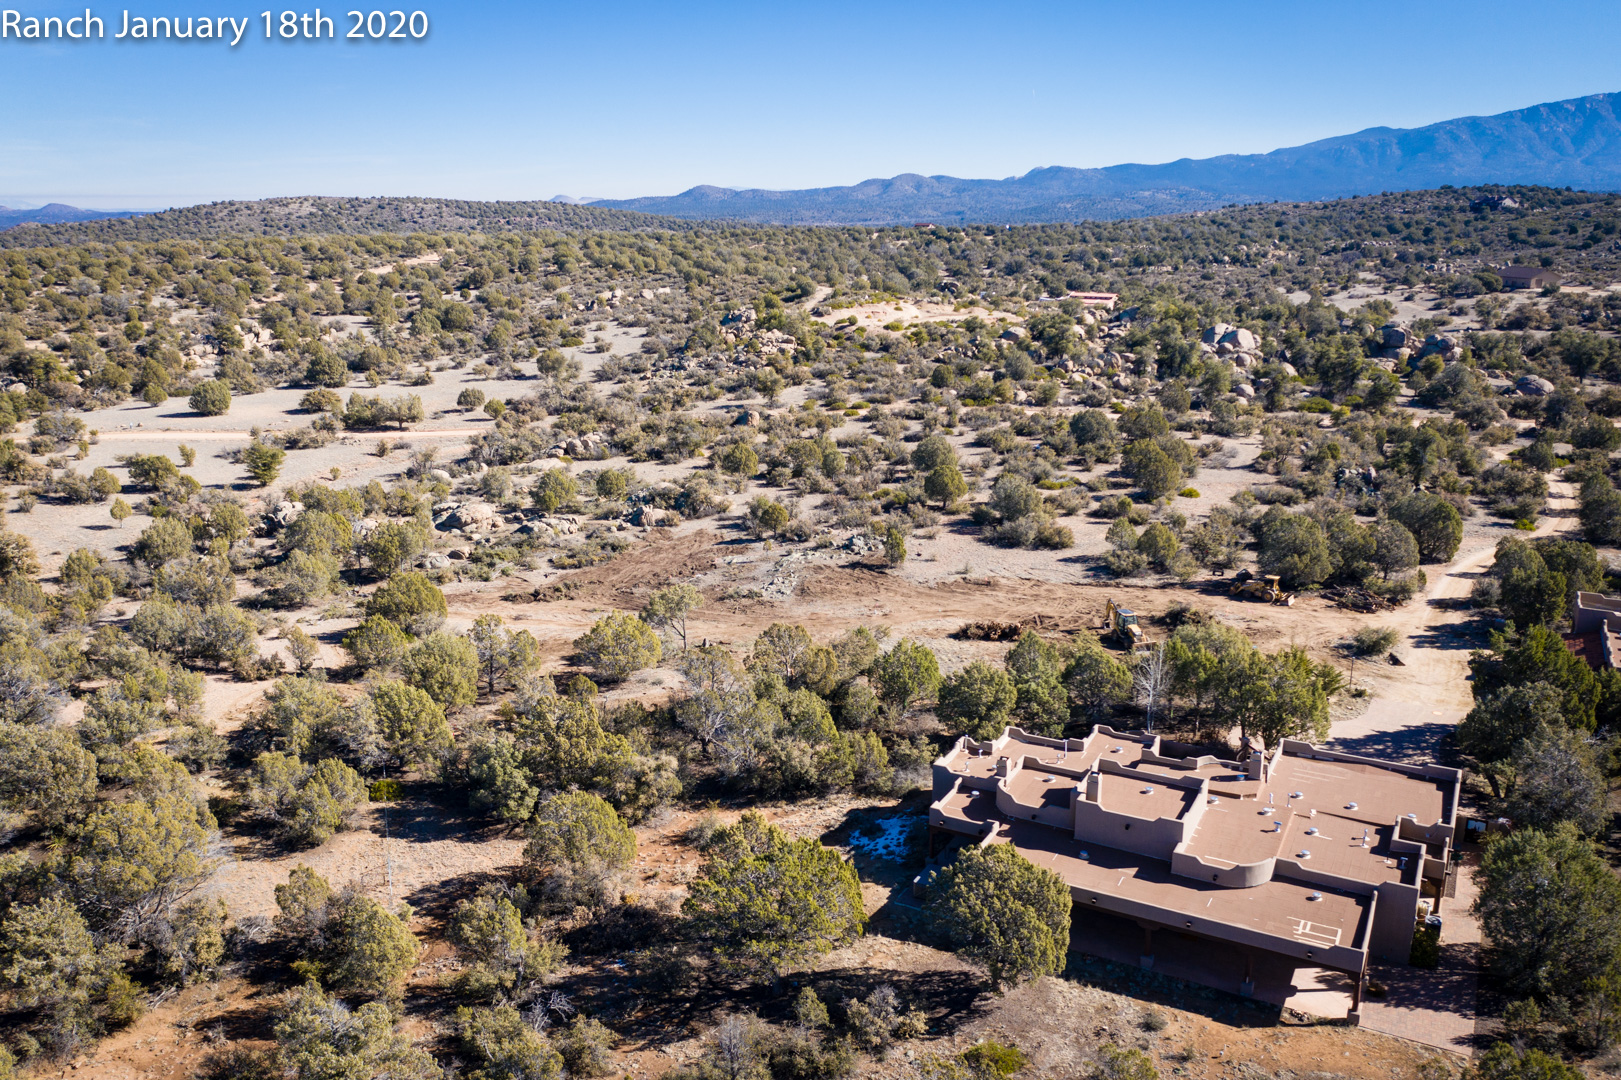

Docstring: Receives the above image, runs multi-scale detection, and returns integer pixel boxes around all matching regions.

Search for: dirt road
[1325,481,1576,763]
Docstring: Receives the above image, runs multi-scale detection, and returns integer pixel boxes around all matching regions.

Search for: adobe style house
[926,726,1461,1020]
[1564,591,1621,671]
[1499,265,1561,289]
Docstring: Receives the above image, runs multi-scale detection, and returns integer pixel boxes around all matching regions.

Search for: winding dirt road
[1325,481,1577,762]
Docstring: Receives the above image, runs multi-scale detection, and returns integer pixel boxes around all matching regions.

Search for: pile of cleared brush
[955,621,1023,641]
[1321,586,1396,613]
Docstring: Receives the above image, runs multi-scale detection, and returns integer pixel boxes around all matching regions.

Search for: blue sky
[2,0,1619,208]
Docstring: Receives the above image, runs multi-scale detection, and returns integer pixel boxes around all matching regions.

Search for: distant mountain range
[11,92,1621,241]
[0,203,142,229]
[586,92,1621,224]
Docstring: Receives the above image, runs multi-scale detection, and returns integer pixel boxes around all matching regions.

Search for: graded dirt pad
[541,528,724,608]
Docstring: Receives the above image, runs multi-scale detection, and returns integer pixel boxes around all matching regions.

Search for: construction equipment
[1104,599,1154,652]
[1229,570,1295,607]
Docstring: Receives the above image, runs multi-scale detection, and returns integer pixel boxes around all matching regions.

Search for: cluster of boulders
[627,505,677,527]
[1049,351,1134,380]
[421,548,476,569]
[1198,324,1263,371]
[1515,374,1556,397]
[1418,333,1463,362]
[548,430,607,459]
[433,500,502,534]
[843,532,884,555]
[515,515,583,537]
[719,307,756,344]
[1370,323,1463,368]
[713,308,798,357]
[758,329,798,356]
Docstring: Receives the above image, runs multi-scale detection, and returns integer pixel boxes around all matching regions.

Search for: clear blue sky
[2,0,1618,208]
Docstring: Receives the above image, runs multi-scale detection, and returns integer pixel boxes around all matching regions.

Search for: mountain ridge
[589,92,1621,224]
[0,203,143,228]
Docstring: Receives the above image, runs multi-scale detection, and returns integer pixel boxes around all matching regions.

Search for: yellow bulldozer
[1229,570,1295,606]
[1104,599,1155,652]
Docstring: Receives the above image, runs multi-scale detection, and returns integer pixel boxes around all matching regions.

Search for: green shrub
[1409,922,1440,968]
[188,380,231,416]
[1351,626,1399,656]
[366,571,447,636]
[573,611,661,681]
[958,1041,1028,1078]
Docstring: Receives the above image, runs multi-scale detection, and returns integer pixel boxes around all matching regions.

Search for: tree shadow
[402,866,517,926]
[1181,576,1245,600]
[377,788,504,847]
[1409,614,1491,652]
[817,797,934,873]
[1327,721,1459,764]
[1370,941,1481,1023]
[194,997,282,1042]
[803,965,991,1030]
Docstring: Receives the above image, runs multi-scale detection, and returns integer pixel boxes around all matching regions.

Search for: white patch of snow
[848,816,915,860]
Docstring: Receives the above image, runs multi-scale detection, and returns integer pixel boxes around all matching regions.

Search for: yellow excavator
[1229,570,1295,606]
[1104,599,1155,652]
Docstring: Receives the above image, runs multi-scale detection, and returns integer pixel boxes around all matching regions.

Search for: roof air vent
[1308,892,1323,902]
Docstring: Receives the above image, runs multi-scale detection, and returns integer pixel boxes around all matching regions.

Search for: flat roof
[1185,802,1413,887]
[933,727,1457,965]
[994,820,1370,955]
[1267,753,1447,828]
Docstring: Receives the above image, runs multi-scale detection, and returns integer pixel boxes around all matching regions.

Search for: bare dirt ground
[811,300,1004,331]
